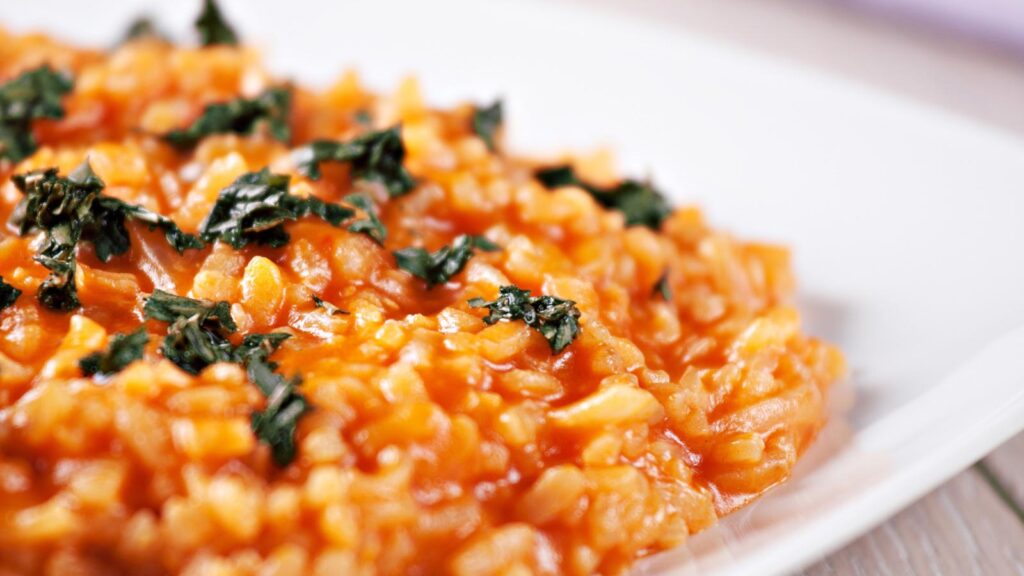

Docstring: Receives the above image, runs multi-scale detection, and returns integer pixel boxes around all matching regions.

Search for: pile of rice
[0,24,843,576]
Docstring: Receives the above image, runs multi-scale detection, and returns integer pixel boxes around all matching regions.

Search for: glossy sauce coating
[0,30,843,576]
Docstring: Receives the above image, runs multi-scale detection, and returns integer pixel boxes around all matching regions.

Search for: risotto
[0,3,844,575]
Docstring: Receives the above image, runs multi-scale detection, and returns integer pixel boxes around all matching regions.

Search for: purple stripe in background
[840,0,1024,53]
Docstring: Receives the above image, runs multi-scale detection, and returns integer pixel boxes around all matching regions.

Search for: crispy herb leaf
[11,162,202,311]
[344,193,387,245]
[353,109,372,126]
[292,127,416,197]
[162,87,291,149]
[472,100,503,151]
[92,198,205,260]
[144,290,302,465]
[0,66,73,163]
[10,162,105,311]
[195,0,238,47]
[248,355,309,467]
[231,332,291,367]
[468,285,581,353]
[535,165,672,230]
[120,16,167,44]
[394,234,498,288]
[312,295,349,316]
[199,168,354,249]
[143,289,237,374]
[79,327,148,377]
[0,276,21,310]
[653,270,672,301]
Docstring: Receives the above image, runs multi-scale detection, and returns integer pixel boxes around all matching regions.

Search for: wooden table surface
[801,433,1024,575]
[560,0,1024,572]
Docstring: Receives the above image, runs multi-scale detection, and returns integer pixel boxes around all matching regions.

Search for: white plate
[4,1,1024,574]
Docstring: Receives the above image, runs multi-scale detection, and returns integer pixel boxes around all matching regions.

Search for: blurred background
[565,0,1024,135]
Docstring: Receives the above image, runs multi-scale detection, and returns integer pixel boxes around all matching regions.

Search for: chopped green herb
[343,193,386,245]
[653,270,672,301]
[472,99,503,151]
[93,198,205,260]
[0,66,73,164]
[162,87,291,149]
[10,161,202,311]
[535,165,672,230]
[0,276,21,310]
[199,168,354,249]
[79,327,148,377]
[231,332,291,367]
[248,355,309,467]
[143,289,237,374]
[353,109,372,126]
[120,16,167,44]
[312,295,349,316]
[195,0,238,47]
[292,127,416,197]
[144,290,301,465]
[469,285,581,353]
[10,162,105,311]
[394,234,498,288]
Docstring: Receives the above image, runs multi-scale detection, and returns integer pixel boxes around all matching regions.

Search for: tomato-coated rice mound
[0,18,843,576]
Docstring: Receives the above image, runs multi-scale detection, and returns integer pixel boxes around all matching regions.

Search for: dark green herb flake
[120,16,167,44]
[344,194,387,245]
[79,327,149,377]
[231,332,291,367]
[10,162,105,311]
[10,161,202,311]
[199,168,354,249]
[195,0,238,47]
[143,289,237,374]
[394,234,498,288]
[653,270,672,301]
[248,356,309,467]
[0,66,73,163]
[353,110,372,126]
[292,127,416,198]
[162,87,291,149]
[0,276,21,310]
[312,295,349,316]
[472,99,503,151]
[469,285,581,353]
[535,165,672,230]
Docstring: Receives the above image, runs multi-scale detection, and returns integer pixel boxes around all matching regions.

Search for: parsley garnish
[248,355,309,467]
[292,127,416,198]
[653,270,672,301]
[535,165,672,230]
[312,295,348,315]
[143,289,237,375]
[344,193,387,245]
[394,234,498,288]
[195,0,238,47]
[10,161,202,311]
[469,285,581,353]
[472,100,503,152]
[79,327,148,377]
[0,277,21,310]
[0,66,73,164]
[199,168,354,249]
[162,87,291,149]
